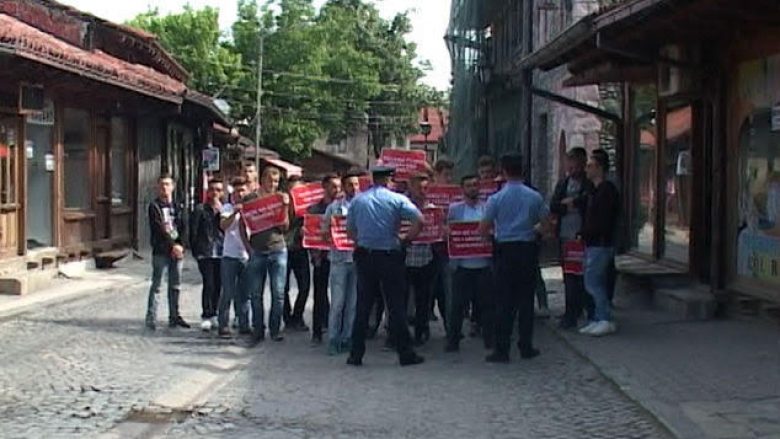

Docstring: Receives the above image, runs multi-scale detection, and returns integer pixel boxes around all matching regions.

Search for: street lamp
[419,120,432,161]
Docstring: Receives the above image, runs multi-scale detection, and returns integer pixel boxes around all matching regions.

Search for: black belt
[356,247,402,255]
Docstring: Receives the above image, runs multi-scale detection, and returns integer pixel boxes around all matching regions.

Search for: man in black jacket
[283,176,312,331]
[190,178,225,332]
[550,148,595,329]
[145,174,189,330]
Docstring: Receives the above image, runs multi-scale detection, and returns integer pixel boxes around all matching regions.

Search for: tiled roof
[409,107,448,144]
[0,13,186,102]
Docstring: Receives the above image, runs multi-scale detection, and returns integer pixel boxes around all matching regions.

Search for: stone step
[653,285,717,320]
[0,267,59,296]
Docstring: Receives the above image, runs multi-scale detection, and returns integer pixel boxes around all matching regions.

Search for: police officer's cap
[370,165,395,178]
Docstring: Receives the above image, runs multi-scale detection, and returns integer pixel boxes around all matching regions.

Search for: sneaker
[578,321,598,335]
[210,316,218,328]
[587,321,617,337]
[200,319,212,332]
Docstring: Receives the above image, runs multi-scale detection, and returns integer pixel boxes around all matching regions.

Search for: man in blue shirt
[446,174,495,352]
[346,166,425,367]
[480,154,551,363]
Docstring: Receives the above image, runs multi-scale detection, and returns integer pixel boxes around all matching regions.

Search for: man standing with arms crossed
[347,166,425,367]
[480,154,550,362]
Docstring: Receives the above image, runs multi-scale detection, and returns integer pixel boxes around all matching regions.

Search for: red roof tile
[0,13,186,102]
[409,107,448,145]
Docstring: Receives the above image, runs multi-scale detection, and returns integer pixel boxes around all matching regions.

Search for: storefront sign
[379,148,428,181]
[290,182,325,216]
[302,214,330,250]
[427,185,463,209]
[562,240,585,275]
[330,216,355,251]
[479,180,501,201]
[448,221,493,259]
[241,193,287,234]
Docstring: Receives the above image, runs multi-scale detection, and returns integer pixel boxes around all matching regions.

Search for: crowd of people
[143,147,620,367]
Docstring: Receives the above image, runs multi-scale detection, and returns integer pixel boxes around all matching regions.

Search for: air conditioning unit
[658,45,698,97]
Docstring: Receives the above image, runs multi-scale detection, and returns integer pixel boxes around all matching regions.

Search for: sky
[57,0,452,91]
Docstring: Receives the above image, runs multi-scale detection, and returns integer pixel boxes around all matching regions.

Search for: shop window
[63,108,91,210]
[110,117,129,206]
[0,118,17,206]
[663,104,692,264]
[630,85,657,255]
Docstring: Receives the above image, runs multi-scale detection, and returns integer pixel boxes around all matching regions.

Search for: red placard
[426,185,463,209]
[290,182,325,216]
[479,180,501,201]
[380,148,428,181]
[241,193,287,235]
[448,221,493,259]
[330,216,355,251]
[358,175,372,192]
[399,207,446,244]
[302,214,330,250]
[562,240,585,275]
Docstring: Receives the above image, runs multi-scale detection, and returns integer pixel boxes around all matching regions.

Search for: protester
[242,161,259,193]
[242,166,290,342]
[283,175,312,332]
[430,159,454,326]
[478,155,498,181]
[446,175,494,352]
[145,174,188,330]
[405,173,436,346]
[216,177,252,337]
[579,150,620,337]
[190,178,225,332]
[322,171,361,355]
[480,154,551,362]
[550,148,595,329]
[307,173,341,344]
[346,165,425,367]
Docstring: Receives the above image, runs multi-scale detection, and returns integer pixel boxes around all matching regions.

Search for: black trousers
[197,258,222,319]
[284,249,311,323]
[448,266,494,344]
[430,253,448,325]
[351,248,414,360]
[311,259,331,337]
[562,273,594,324]
[406,262,435,339]
[494,241,538,355]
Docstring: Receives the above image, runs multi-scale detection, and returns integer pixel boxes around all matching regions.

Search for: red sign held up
[448,221,493,259]
[379,148,428,181]
[302,214,330,250]
[242,193,287,235]
[330,216,355,251]
[562,240,585,275]
[426,185,463,209]
[399,207,446,244]
[290,182,325,216]
[358,175,372,192]
[479,180,501,202]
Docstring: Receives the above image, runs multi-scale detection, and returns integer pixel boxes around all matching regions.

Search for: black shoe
[399,353,425,366]
[169,317,190,329]
[346,356,363,366]
[271,334,284,342]
[218,327,232,338]
[238,328,253,336]
[485,352,510,363]
[250,330,265,344]
[520,348,540,360]
[444,341,459,353]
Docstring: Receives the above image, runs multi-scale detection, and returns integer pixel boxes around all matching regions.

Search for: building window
[630,85,657,256]
[63,108,91,210]
[111,117,129,206]
[0,118,17,206]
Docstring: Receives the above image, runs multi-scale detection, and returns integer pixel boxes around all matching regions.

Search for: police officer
[346,166,426,367]
[480,154,551,363]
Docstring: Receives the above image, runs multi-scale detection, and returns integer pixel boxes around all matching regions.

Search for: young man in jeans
[243,166,290,342]
[322,171,361,355]
[216,177,252,337]
[145,174,189,330]
[190,178,225,331]
[579,151,620,337]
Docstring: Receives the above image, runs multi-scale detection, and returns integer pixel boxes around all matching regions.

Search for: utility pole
[254,32,264,171]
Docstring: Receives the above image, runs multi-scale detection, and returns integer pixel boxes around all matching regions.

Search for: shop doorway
[660,103,693,264]
[0,115,22,257]
[25,103,55,249]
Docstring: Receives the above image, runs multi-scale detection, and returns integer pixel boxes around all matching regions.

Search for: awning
[263,158,303,178]
[0,13,186,103]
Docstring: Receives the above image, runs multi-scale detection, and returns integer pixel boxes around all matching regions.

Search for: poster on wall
[202,147,220,172]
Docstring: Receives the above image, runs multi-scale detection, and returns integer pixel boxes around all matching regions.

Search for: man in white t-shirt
[216,177,253,337]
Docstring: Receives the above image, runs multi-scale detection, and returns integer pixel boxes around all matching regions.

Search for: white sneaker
[200,319,212,332]
[587,320,617,337]
[578,321,598,335]
[210,316,218,328]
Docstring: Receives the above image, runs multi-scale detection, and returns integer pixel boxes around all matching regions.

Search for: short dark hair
[410,173,430,184]
[343,167,366,178]
[500,153,524,178]
[231,176,248,188]
[208,178,223,186]
[460,174,479,185]
[242,161,257,170]
[567,147,587,163]
[321,172,340,186]
[434,159,455,174]
[478,155,495,169]
[591,150,610,172]
[287,174,303,184]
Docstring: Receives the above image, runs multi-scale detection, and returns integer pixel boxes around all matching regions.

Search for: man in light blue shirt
[445,174,495,352]
[346,166,425,367]
[480,153,551,363]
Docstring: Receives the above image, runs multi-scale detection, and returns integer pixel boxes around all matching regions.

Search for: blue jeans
[218,257,249,331]
[245,249,288,337]
[146,255,183,325]
[328,261,357,346]
[584,246,615,322]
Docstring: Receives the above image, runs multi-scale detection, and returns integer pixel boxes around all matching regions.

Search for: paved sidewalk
[542,267,780,439]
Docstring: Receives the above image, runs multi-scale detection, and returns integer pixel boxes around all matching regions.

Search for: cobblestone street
[0,262,673,439]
